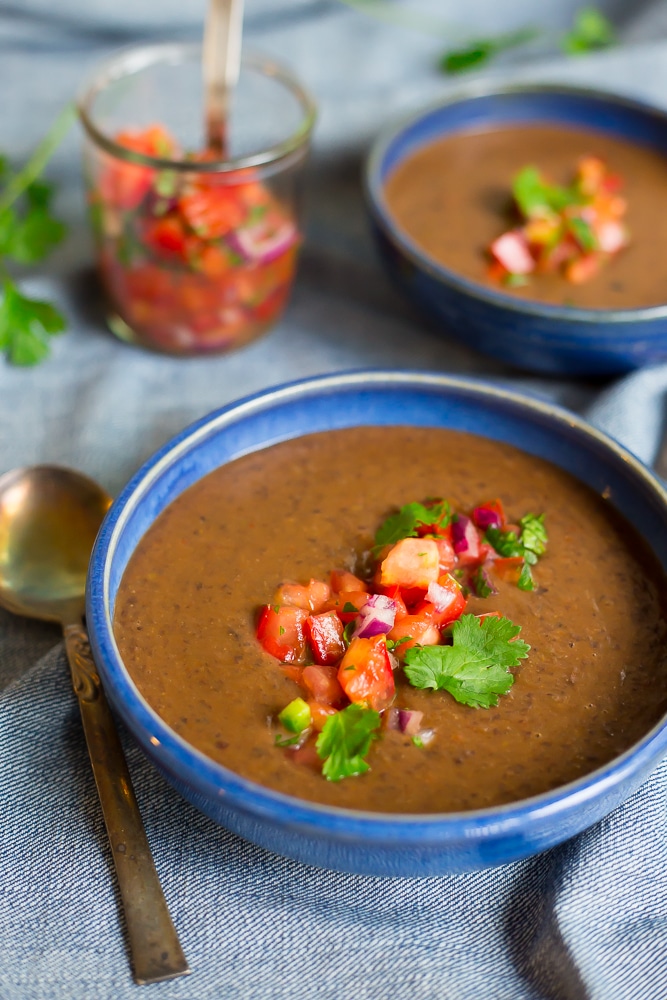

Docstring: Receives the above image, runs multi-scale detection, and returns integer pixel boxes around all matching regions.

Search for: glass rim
[77,43,317,174]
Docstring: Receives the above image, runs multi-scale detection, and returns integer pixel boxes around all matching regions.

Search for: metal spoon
[0,465,190,986]
[203,0,245,156]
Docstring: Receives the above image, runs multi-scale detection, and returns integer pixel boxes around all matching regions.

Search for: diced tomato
[490,556,524,584]
[308,701,338,731]
[564,253,601,284]
[435,536,456,572]
[302,664,345,707]
[256,605,308,663]
[380,537,440,589]
[330,570,369,593]
[399,585,428,608]
[279,663,303,685]
[196,243,233,278]
[305,611,346,665]
[576,156,606,197]
[290,740,321,769]
[375,584,408,621]
[274,579,330,613]
[386,614,441,659]
[337,635,395,712]
[101,125,177,210]
[143,215,189,258]
[179,185,246,239]
[325,590,369,623]
[417,573,467,627]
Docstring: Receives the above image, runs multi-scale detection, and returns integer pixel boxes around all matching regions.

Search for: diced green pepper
[278,697,311,734]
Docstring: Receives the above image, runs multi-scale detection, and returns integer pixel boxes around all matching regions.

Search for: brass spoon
[0,465,190,986]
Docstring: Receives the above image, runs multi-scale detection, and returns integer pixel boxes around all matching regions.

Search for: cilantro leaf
[485,526,524,558]
[316,704,381,781]
[519,513,548,559]
[404,614,529,708]
[440,27,538,74]
[517,563,535,592]
[375,499,450,548]
[512,166,582,219]
[562,7,615,55]
[3,204,66,265]
[567,216,598,253]
[0,280,66,365]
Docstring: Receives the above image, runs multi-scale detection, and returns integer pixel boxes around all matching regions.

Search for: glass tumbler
[78,44,316,355]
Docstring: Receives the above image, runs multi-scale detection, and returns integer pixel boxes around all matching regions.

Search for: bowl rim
[364,81,667,327]
[87,369,667,836]
[77,43,317,174]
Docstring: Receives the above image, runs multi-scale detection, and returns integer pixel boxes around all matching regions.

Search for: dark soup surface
[384,123,667,309]
[113,427,667,813]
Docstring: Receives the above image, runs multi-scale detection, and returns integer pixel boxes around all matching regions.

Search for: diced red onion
[384,707,401,731]
[415,728,435,747]
[490,230,534,275]
[228,219,298,264]
[472,506,501,529]
[597,221,628,254]
[426,580,456,613]
[353,593,397,639]
[398,709,423,736]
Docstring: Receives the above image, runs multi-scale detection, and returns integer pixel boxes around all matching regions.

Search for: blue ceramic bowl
[86,371,667,876]
[365,85,667,376]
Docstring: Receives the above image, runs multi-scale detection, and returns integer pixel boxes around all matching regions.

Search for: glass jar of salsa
[78,45,316,355]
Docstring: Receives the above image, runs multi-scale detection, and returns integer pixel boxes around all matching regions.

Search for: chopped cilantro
[279,626,286,635]
[342,621,356,647]
[517,562,535,592]
[404,614,529,708]
[512,166,581,218]
[375,499,450,548]
[562,7,615,54]
[519,513,548,558]
[485,526,524,558]
[412,735,424,748]
[440,26,538,74]
[470,566,496,599]
[386,636,412,651]
[503,272,530,288]
[316,704,381,781]
[342,601,358,614]
[568,215,598,253]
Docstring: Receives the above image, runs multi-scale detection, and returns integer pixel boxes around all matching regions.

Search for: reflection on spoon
[0,466,190,986]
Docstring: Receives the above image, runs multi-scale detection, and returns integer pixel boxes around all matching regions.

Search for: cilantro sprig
[485,512,548,592]
[316,703,381,781]
[404,614,529,708]
[374,499,450,549]
[0,104,74,365]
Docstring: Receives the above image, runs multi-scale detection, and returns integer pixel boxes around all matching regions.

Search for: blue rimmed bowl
[365,85,667,376]
[86,371,667,876]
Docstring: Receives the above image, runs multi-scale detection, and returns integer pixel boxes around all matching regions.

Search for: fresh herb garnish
[404,614,529,708]
[375,499,450,548]
[485,526,524,559]
[342,601,359,614]
[485,513,548,589]
[386,635,412,651]
[517,562,535,592]
[440,27,538,74]
[512,166,580,217]
[470,565,497,599]
[0,104,74,365]
[316,703,381,781]
[519,513,548,559]
[567,215,598,253]
[561,6,615,54]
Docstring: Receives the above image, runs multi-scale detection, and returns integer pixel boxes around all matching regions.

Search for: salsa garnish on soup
[488,157,629,287]
[258,497,544,781]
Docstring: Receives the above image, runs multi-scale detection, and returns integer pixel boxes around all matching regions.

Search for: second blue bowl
[365,85,667,376]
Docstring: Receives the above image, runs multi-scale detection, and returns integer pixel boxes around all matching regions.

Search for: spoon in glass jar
[0,465,189,985]
[203,0,245,156]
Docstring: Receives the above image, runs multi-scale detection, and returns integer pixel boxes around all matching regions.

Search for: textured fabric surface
[3,3,667,998]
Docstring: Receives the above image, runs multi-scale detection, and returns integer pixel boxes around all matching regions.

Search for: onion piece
[426,580,458,613]
[398,709,423,736]
[353,593,397,639]
[228,219,298,264]
[490,230,534,275]
[472,506,501,530]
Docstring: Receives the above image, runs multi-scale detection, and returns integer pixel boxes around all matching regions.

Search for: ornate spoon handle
[64,622,190,985]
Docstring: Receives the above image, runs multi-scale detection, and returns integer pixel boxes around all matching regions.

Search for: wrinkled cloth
[3,3,667,998]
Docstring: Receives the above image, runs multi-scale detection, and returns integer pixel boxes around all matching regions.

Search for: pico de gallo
[257,497,545,781]
[489,156,629,287]
[86,124,300,354]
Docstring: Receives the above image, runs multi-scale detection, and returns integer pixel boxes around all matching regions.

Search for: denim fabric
[1,645,666,1000]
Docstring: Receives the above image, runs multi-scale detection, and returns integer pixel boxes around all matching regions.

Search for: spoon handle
[63,622,190,986]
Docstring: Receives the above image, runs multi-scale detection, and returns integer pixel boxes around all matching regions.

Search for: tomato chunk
[302,664,345,707]
[330,569,369,593]
[386,614,441,659]
[490,556,524,584]
[305,611,346,665]
[274,578,330,613]
[308,701,338,731]
[380,537,440,589]
[337,635,395,712]
[325,590,369,623]
[416,574,467,627]
[257,605,308,663]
